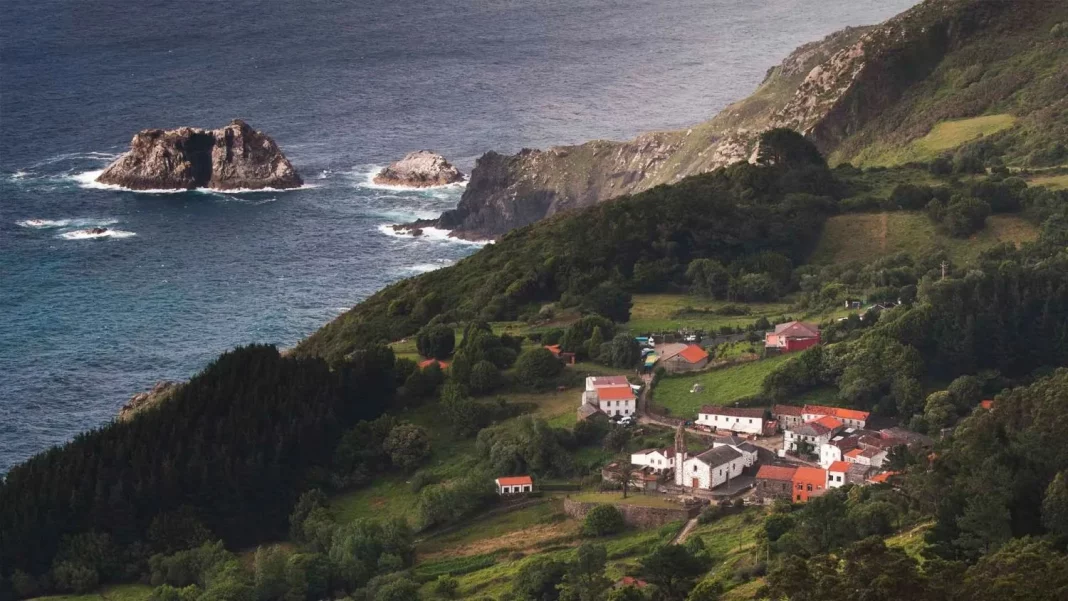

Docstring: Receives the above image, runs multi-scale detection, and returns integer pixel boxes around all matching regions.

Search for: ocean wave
[17,218,118,229]
[69,169,318,194]
[59,228,136,240]
[376,223,489,246]
[406,260,454,273]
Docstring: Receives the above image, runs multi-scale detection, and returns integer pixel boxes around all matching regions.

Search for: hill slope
[414,0,1068,239]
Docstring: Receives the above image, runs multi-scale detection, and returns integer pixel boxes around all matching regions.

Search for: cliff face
[421,0,1059,239]
[97,119,303,190]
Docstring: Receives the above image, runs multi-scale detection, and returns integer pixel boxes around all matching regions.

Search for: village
[497,319,935,508]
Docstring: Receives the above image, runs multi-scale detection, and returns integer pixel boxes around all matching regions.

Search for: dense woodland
[4,127,1068,600]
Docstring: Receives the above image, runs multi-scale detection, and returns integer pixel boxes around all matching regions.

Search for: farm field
[653,354,795,417]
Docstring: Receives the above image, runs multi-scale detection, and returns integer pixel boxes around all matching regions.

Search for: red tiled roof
[804,404,870,422]
[700,406,765,418]
[496,476,533,486]
[812,416,843,430]
[545,344,561,354]
[980,399,994,410]
[869,471,900,484]
[827,461,851,473]
[773,404,804,416]
[619,577,647,588]
[845,448,863,458]
[678,344,709,364]
[418,359,450,369]
[598,386,635,401]
[792,466,827,485]
[756,465,797,481]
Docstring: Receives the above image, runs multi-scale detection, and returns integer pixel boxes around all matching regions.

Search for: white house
[696,406,765,436]
[677,446,746,490]
[630,448,675,473]
[784,417,843,455]
[845,446,887,468]
[826,461,850,489]
[495,475,533,495]
[582,376,636,417]
[819,430,860,468]
[802,404,870,429]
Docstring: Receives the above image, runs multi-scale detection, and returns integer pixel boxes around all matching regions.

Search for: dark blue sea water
[0,0,918,473]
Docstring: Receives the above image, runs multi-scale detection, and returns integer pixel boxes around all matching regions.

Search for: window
[503,486,510,493]
[797,494,802,501]
[807,484,813,491]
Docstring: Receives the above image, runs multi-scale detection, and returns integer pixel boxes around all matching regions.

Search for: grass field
[626,294,793,334]
[886,521,934,564]
[653,354,794,417]
[569,491,682,509]
[1029,173,1068,190]
[851,114,1017,167]
[810,212,1038,266]
[29,585,153,601]
[417,499,576,559]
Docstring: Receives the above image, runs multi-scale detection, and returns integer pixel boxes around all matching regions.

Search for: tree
[253,545,289,601]
[581,282,633,323]
[604,334,641,369]
[960,538,1068,601]
[686,259,730,298]
[433,574,459,598]
[559,543,612,601]
[515,348,564,389]
[582,505,625,537]
[955,494,1012,560]
[923,391,957,433]
[289,490,327,543]
[639,544,707,601]
[513,556,568,601]
[755,128,825,169]
[283,553,329,601]
[941,196,991,237]
[383,424,431,472]
[148,507,214,554]
[729,273,779,302]
[588,326,606,361]
[417,324,455,360]
[469,360,500,395]
[685,579,723,601]
[1043,472,1068,540]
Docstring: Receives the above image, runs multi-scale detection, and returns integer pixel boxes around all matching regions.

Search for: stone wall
[563,497,698,529]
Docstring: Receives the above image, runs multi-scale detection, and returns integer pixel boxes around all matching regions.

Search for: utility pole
[941,260,949,280]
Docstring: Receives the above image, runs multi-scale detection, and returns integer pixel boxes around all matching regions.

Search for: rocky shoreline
[373,150,464,188]
[117,381,181,421]
[97,119,303,191]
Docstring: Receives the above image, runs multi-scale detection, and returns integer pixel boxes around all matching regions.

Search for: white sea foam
[376,223,490,246]
[70,169,318,194]
[59,228,136,240]
[11,170,28,180]
[407,260,454,273]
[18,218,118,229]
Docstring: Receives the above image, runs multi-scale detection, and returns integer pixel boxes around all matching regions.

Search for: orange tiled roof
[678,344,709,364]
[418,359,450,369]
[827,461,851,473]
[812,415,843,430]
[804,404,870,422]
[845,448,863,458]
[980,399,994,409]
[792,466,827,484]
[597,386,635,401]
[869,471,900,484]
[756,465,798,481]
[496,476,533,486]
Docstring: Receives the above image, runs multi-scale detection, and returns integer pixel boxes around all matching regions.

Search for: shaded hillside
[416,0,1068,239]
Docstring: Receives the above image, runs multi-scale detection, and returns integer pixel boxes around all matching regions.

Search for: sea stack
[373,150,464,188]
[96,119,303,190]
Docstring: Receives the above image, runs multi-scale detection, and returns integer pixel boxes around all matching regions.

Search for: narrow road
[672,516,700,545]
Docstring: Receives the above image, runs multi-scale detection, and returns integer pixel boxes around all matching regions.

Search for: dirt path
[671,516,700,545]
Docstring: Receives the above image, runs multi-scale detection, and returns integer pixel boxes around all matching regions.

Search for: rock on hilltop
[373,151,464,188]
[97,119,303,190]
[117,381,181,422]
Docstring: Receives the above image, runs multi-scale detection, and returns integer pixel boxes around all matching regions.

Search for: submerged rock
[373,150,464,188]
[118,381,181,421]
[97,119,303,190]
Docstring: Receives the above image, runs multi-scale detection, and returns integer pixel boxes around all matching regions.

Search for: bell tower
[673,422,686,486]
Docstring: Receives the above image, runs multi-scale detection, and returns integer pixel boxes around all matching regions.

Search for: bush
[417,324,455,360]
[383,424,431,472]
[433,574,459,598]
[942,196,991,237]
[582,505,625,537]
[515,348,564,388]
[469,360,500,395]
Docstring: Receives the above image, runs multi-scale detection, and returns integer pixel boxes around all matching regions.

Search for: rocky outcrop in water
[118,381,180,421]
[97,119,303,190]
[373,151,464,188]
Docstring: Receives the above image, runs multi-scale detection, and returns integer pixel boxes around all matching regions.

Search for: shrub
[582,505,625,537]
[515,348,564,388]
[417,324,455,360]
[469,360,500,395]
[383,424,431,472]
[433,574,459,598]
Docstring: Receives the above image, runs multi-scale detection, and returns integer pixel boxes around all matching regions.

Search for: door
[692,477,700,489]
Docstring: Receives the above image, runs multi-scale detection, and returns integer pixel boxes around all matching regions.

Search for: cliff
[415,0,1067,239]
[97,119,303,190]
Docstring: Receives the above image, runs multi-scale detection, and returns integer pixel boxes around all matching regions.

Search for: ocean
[0,0,918,474]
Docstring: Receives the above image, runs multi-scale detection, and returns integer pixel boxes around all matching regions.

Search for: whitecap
[17,219,71,229]
[406,260,454,273]
[69,169,319,194]
[59,229,136,240]
[11,170,29,180]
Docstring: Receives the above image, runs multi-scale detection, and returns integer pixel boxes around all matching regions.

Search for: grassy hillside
[809,212,1038,265]
[28,585,152,601]
[851,114,1018,167]
[652,354,796,417]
